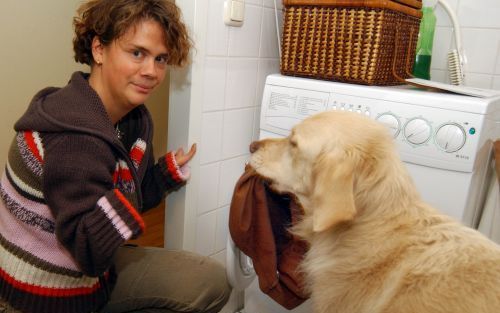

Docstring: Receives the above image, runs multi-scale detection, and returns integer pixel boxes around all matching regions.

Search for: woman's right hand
[174,143,197,167]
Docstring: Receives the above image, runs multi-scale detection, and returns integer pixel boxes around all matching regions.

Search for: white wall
[431,0,500,89]
[167,0,500,258]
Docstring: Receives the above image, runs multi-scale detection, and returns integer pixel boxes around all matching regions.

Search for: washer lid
[265,74,500,116]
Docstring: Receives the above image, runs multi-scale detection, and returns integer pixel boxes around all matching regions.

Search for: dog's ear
[311,152,356,232]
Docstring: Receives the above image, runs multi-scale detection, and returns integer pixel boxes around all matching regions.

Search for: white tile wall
[198,163,221,214]
[228,5,263,57]
[215,206,230,252]
[251,106,261,141]
[464,72,493,89]
[434,0,458,27]
[246,0,263,6]
[225,58,259,109]
[458,0,500,28]
[195,211,217,256]
[195,0,280,258]
[495,42,500,74]
[218,154,250,208]
[431,27,453,70]
[256,59,280,106]
[222,108,255,158]
[460,28,500,74]
[202,58,226,112]
[206,0,229,56]
[493,76,500,89]
[260,8,280,58]
[200,111,223,164]
[263,0,282,10]
[211,250,227,266]
[431,0,500,89]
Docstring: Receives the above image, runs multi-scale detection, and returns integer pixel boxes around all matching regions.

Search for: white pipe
[437,0,462,53]
[437,0,466,85]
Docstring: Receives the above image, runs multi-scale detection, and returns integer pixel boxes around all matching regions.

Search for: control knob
[376,113,401,138]
[404,118,432,145]
[435,123,466,153]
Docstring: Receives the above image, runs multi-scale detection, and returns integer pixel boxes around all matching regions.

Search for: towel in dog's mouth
[230,164,306,253]
[246,165,303,212]
[229,164,310,308]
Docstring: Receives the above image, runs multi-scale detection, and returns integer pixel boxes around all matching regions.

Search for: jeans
[100,246,231,313]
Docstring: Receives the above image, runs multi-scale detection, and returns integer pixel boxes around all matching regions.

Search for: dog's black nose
[249,141,260,153]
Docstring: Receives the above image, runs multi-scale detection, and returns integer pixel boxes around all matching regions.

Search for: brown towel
[495,140,500,184]
[229,166,309,309]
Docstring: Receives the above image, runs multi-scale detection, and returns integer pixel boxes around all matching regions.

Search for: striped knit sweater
[0,72,188,313]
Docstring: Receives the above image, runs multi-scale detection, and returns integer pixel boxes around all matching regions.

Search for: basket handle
[391,28,442,91]
[391,27,415,82]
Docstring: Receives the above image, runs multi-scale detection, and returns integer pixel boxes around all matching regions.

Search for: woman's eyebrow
[128,44,168,57]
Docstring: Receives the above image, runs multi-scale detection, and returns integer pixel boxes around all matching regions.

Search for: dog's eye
[289,139,298,148]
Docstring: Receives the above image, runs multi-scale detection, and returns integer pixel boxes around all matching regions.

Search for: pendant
[116,125,124,140]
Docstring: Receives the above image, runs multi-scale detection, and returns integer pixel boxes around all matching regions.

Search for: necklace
[115,121,124,140]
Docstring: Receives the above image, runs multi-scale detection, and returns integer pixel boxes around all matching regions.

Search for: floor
[128,202,165,247]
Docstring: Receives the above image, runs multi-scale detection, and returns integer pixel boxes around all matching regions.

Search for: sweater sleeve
[42,134,144,277]
[140,151,190,211]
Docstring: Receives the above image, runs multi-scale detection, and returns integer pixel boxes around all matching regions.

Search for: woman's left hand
[175,143,197,167]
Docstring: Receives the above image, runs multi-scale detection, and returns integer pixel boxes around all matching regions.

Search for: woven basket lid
[392,0,422,9]
[283,0,423,18]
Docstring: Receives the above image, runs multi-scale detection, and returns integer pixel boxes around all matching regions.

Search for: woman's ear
[91,36,104,65]
[310,151,356,232]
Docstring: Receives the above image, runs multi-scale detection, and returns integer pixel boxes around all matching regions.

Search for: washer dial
[435,123,466,153]
[404,118,432,145]
[376,113,401,138]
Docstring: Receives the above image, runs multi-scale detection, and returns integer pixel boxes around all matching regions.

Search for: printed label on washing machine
[262,86,329,133]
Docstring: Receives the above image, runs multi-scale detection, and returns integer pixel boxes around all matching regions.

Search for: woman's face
[91,19,168,117]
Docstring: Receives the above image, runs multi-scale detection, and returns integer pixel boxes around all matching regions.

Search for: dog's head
[250,110,401,233]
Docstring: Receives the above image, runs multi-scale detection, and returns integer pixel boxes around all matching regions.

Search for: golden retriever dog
[249,110,500,313]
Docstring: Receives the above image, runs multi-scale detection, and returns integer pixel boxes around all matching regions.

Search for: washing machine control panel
[261,84,484,173]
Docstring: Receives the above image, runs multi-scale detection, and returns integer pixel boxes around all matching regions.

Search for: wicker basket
[392,0,422,9]
[281,0,423,85]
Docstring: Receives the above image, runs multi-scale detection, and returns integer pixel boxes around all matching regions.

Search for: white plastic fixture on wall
[437,0,466,85]
[224,0,245,27]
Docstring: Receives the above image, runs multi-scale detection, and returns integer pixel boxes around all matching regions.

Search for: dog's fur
[250,111,500,313]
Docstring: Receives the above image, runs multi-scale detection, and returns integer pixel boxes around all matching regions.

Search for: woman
[0,0,230,312]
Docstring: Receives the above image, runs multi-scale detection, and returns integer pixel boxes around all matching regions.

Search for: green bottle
[412,0,437,80]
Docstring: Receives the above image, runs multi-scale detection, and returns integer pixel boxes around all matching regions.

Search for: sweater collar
[15,71,152,151]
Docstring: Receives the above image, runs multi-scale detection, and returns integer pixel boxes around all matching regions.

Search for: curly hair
[73,0,192,67]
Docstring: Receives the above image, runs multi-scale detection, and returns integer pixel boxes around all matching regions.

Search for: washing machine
[227,74,500,313]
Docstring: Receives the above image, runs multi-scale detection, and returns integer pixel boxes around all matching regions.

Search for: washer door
[226,236,255,290]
